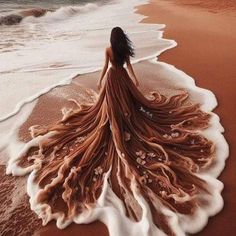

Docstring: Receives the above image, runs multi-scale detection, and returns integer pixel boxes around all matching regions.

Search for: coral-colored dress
[16,57,214,235]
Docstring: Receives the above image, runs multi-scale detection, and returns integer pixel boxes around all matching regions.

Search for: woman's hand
[97,48,109,91]
[97,81,102,90]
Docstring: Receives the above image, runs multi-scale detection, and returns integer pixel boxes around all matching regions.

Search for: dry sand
[137,0,236,235]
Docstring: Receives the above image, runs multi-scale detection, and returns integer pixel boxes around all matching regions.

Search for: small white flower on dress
[124,131,131,141]
[121,153,125,157]
[141,153,146,159]
[147,152,156,158]
[136,150,146,164]
[141,160,146,165]
[163,134,170,139]
[142,173,153,184]
[105,152,108,155]
[144,173,148,178]
[92,177,97,182]
[136,157,142,164]
[139,106,145,112]
[75,136,86,144]
[146,111,153,118]
[159,181,166,188]
[190,139,195,145]
[200,149,204,153]
[136,150,146,158]
[140,176,147,184]
[160,190,166,196]
[135,150,142,156]
[169,111,172,114]
[171,132,179,138]
[94,166,103,175]
[158,157,163,161]
[139,106,153,118]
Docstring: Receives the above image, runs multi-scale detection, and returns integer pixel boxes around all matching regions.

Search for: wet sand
[1,0,235,235]
[137,0,236,235]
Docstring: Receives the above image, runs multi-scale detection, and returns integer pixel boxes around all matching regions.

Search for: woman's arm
[97,48,109,90]
[126,57,139,87]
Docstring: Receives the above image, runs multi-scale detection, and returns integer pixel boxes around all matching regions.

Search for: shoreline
[137,0,236,235]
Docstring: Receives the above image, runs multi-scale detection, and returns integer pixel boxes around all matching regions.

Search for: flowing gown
[16,57,214,235]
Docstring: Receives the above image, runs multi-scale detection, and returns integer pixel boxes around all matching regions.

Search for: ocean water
[0,0,229,235]
[0,0,172,122]
[0,0,106,12]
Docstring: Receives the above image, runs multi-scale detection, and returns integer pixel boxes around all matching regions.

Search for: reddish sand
[137,0,236,235]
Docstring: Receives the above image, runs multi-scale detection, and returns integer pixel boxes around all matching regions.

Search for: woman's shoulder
[106,46,112,54]
[106,47,114,61]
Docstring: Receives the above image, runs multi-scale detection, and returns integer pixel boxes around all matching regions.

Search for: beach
[0,0,235,235]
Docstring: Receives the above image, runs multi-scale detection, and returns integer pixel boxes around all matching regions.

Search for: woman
[97,27,139,90]
[12,27,214,234]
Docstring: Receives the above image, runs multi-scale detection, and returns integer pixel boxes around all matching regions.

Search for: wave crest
[24,3,99,23]
[0,3,98,25]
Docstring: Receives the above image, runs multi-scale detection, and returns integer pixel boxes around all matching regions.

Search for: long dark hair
[110,27,135,66]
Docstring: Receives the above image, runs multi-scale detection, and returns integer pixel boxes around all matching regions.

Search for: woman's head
[110,27,134,66]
